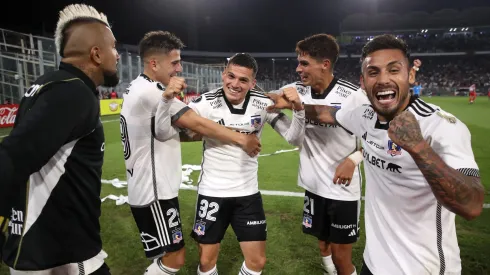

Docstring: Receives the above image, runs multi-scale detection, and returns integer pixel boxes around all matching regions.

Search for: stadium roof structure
[340,7,490,34]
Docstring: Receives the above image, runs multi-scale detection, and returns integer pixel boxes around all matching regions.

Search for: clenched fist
[282,87,304,111]
[388,111,424,153]
[163,77,187,100]
[413,59,422,68]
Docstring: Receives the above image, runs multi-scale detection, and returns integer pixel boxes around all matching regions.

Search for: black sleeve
[0,81,95,215]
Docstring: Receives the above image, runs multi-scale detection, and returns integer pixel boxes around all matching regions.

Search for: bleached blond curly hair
[55,4,109,56]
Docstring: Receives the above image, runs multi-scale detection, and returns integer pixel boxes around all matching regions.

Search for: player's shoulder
[128,74,164,94]
[190,88,224,105]
[407,97,466,130]
[281,81,309,96]
[249,89,274,106]
[336,78,360,92]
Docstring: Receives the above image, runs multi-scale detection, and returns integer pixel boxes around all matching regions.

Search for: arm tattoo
[410,142,484,220]
[304,104,339,125]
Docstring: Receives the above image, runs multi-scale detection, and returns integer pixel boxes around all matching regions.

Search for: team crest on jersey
[194,221,206,236]
[303,215,312,228]
[387,140,402,157]
[296,85,307,95]
[251,115,262,129]
[172,230,183,244]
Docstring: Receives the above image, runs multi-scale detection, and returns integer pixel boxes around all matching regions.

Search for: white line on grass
[100,178,490,209]
[0,118,119,139]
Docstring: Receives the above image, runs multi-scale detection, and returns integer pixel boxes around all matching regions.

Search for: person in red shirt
[110,90,117,99]
[487,89,490,101]
[469,84,476,104]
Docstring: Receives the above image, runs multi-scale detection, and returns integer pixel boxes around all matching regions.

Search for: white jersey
[121,74,191,206]
[188,88,305,198]
[336,96,479,275]
[282,79,368,201]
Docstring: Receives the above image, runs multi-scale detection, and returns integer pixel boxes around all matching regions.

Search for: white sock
[351,267,357,275]
[322,255,337,275]
[239,261,262,275]
[144,259,179,275]
[198,265,218,275]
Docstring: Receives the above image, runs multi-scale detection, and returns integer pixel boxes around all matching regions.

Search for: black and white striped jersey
[188,88,305,198]
[0,62,107,273]
[336,96,479,274]
[121,74,191,206]
[282,78,367,201]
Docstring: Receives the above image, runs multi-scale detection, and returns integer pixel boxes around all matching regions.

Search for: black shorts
[92,263,111,275]
[302,190,360,244]
[191,192,267,244]
[130,198,185,259]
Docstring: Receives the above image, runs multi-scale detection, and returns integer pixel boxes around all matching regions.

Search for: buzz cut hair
[226,53,258,78]
[295,34,340,69]
[139,31,185,61]
[55,4,110,57]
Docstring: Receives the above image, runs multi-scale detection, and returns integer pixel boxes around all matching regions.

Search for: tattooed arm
[388,111,484,220]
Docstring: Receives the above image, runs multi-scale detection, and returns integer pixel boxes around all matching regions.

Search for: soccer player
[121,32,261,275]
[187,53,305,275]
[269,34,485,275]
[0,4,117,274]
[412,81,422,98]
[409,59,422,85]
[469,84,477,104]
[278,34,363,275]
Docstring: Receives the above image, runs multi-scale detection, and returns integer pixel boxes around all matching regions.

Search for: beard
[366,85,410,121]
[103,70,120,87]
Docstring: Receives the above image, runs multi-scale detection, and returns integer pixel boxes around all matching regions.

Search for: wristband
[347,151,363,165]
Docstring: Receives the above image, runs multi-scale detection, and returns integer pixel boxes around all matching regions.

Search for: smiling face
[221,64,256,105]
[361,48,411,121]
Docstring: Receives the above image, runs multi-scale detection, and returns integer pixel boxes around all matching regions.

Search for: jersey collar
[311,77,338,99]
[374,95,418,130]
[59,62,96,94]
[222,89,252,115]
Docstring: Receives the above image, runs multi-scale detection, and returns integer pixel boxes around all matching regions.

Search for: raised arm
[388,111,484,221]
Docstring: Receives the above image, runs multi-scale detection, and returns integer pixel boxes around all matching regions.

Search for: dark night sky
[2,0,490,52]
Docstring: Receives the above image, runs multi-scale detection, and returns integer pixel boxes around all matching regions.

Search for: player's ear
[322,59,331,71]
[360,75,366,90]
[251,79,257,89]
[90,46,102,66]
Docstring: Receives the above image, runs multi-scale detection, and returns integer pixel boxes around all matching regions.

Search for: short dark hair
[139,31,185,60]
[227,53,258,78]
[361,34,410,62]
[295,34,340,68]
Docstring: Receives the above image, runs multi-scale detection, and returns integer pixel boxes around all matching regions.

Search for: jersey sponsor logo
[305,118,338,128]
[363,150,403,173]
[296,85,307,95]
[251,115,262,129]
[331,223,356,230]
[387,140,402,156]
[247,220,266,226]
[9,208,24,236]
[362,132,385,149]
[302,215,313,228]
[140,232,161,251]
[217,118,225,125]
[362,108,374,120]
[210,99,223,109]
[252,98,268,110]
[172,229,183,244]
[386,163,402,173]
[194,221,206,236]
[335,86,353,98]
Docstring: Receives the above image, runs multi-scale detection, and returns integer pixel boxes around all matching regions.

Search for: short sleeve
[342,88,370,112]
[187,95,208,118]
[335,105,366,138]
[427,112,479,175]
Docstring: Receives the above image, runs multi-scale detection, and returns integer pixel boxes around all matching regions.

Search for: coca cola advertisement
[0,104,18,128]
